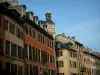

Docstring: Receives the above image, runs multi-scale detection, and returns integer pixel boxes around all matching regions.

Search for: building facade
[0,1,56,75]
[45,11,56,38]
[55,33,100,75]
[0,11,5,71]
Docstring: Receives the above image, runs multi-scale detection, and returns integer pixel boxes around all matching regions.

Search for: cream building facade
[55,33,100,75]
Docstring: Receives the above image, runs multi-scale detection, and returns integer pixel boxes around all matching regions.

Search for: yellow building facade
[55,33,100,75]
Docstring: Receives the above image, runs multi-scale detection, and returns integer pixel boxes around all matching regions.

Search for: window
[32,29,35,39]
[18,28,23,39]
[70,61,72,67]
[48,69,51,75]
[59,51,63,56]
[56,61,64,67]
[5,20,9,30]
[29,65,33,75]
[11,64,17,75]
[29,27,32,37]
[43,36,44,44]
[44,52,47,62]
[41,50,44,63]
[38,33,40,42]
[33,65,38,75]
[50,41,51,48]
[70,52,73,57]
[0,38,3,55]
[6,40,10,55]
[50,55,52,63]
[73,62,77,68]
[18,66,23,75]
[40,34,42,43]
[41,50,47,63]
[38,33,45,44]
[11,42,14,56]
[53,56,55,63]
[84,58,86,63]
[18,46,21,58]
[12,24,15,34]
[57,73,64,75]
[25,24,28,35]
[18,46,23,59]
[56,51,63,56]
[6,62,11,74]
[29,45,32,60]
[50,40,51,48]
[51,70,56,75]
[13,44,17,58]
[9,23,15,34]
[28,65,38,75]
[52,42,54,49]
[47,54,50,63]
[35,48,38,61]
[20,48,23,59]
[47,39,49,47]
[38,49,40,62]
[24,43,28,58]
[73,52,77,58]
[32,47,36,60]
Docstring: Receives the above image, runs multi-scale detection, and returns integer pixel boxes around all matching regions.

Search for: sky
[18,0,100,52]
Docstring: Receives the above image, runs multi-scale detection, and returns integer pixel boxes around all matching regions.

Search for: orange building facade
[0,2,56,75]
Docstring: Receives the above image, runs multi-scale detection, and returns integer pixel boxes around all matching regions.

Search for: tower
[45,11,52,22]
[45,11,56,38]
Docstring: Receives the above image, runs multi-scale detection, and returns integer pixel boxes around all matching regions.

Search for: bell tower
[45,11,56,38]
[45,11,52,22]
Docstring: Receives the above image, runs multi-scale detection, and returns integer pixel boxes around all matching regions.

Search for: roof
[26,11,34,16]
[55,41,76,52]
[75,41,83,46]
[0,2,54,40]
[84,51,100,59]
[0,2,24,24]
[22,16,54,40]
[46,10,51,14]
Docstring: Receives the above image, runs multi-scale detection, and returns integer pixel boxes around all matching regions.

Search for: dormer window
[57,43,61,48]
[29,13,33,21]
[26,12,34,21]
[43,25,47,31]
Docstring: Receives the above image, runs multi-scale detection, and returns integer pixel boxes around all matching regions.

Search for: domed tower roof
[46,10,51,14]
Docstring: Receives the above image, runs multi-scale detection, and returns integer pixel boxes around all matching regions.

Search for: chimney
[68,36,70,39]
[38,20,43,28]
[33,16,38,24]
[71,36,75,41]
[45,11,52,22]
[62,33,65,37]
[9,1,18,7]
[9,4,27,16]
[26,11,34,21]
[19,4,27,16]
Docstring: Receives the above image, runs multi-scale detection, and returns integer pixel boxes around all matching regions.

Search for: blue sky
[18,0,100,52]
